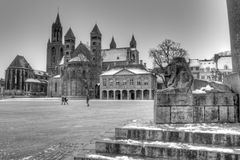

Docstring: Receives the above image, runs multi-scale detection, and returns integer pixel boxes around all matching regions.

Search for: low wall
[154,92,238,124]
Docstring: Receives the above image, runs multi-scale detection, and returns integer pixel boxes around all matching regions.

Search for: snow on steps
[74,154,154,160]
[95,138,240,159]
[115,127,240,147]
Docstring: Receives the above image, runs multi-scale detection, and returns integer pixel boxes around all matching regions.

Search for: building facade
[4,55,48,96]
[189,59,200,79]
[100,65,156,100]
[46,13,145,98]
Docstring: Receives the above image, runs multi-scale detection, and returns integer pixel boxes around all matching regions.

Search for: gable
[115,69,135,75]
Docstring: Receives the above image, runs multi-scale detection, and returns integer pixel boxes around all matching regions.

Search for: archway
[122,90,128,100]
[129,90,135,100]
[109,90,114,100]
[115,90,121,100]
[143,90,149,100]
[136,90,142,100]
[102,90,107,99]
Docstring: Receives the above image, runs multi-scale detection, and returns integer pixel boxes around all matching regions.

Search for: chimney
[140,60,143,65]
[144,63,146,68]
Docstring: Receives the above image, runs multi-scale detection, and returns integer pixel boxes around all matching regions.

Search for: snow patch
[88,154,143,160]
[192,84,214,94]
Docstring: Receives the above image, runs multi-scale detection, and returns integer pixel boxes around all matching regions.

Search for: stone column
[134,90,137,100]
[149,90,152,100]
[106,90,109,100]
[15,69,17,90]
[120,90,122,100]
[113,90,115,100]
[141,90,144,100]
[23,70,25,91]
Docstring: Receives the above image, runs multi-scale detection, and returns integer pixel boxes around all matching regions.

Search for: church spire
[55,13,61,25]
[91,24,101,36]
[130,35,136,48]
[110,37,116,49]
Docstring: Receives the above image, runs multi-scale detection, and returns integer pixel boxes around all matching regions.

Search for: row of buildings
[189,51,232,82]
[2,13,156,100]
[0,13,234,99]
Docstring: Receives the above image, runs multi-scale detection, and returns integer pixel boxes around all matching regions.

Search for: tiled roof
[72,42,92,60]
[91,24,101,35]
[8,55,32,69]
[65,27,75,38]
[69,54,89,62]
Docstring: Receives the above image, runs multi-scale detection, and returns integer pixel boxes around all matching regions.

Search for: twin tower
[46,13,102,76]
[46,13,137,76]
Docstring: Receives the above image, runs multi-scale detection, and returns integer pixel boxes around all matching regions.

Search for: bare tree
[149,39,188,87]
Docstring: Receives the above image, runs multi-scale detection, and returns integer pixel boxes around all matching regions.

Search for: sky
[0,0,230,78]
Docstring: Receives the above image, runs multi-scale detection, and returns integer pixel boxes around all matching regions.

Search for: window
[196,67,199,71]
[123,80,127,85]
[144,81,148,85]
[66,45,69,49]
[55,82,57,92]
[116,80,120,86]
[201,76,205,79]
[130,79,134,85]
[206,67,210,72]
[92,42,96,45]
[103,79,107,86]
[117,57,119,60]
[109,79,113,86]
[137,79,141,85]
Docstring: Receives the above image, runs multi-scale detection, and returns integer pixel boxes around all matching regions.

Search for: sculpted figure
[162,57,193,93]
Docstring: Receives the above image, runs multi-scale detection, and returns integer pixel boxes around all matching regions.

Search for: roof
[53,75,61,78]
[72,42,92,59]
[69,54,89,62]
[55,13,61,25]
[101,48,129,62]
[91,24,101,35]
[8,55,32,69]
[34,70,48,76]
[101,67,150,76]
[25,78,41,83]
[189,59,200,67]
[110,37,116,49]
[65,27,75,39]
[59,56,65,65]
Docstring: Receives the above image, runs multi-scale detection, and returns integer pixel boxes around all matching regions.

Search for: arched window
[60,48,64,59]
[83,70,86,79]
[224,65,228,70]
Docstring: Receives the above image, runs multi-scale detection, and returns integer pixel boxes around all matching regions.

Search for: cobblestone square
[0,98,153,160]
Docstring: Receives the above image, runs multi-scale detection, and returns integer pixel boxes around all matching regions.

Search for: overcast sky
[0,0,230,78]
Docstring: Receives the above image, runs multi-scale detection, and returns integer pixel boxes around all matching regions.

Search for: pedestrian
[61,96,65,105]
[86,93,90,107]
[65,97,69,105]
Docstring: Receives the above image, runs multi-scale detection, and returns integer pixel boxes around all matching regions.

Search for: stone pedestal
[154,91,238,124]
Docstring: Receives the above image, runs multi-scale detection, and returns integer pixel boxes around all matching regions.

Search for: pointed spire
[110,37,116,49]
[55,13,61,25]
[130,35,136,48]
[91,24,101,35]
[65,27,75,39]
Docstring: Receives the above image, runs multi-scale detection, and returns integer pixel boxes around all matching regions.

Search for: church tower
[227,0,240,73]
[64,27,75,63]
[46,13,64,76]
[90,24,102,66]
[129,35,139,64]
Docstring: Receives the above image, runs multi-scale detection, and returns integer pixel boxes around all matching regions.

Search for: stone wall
[154,91,238,124]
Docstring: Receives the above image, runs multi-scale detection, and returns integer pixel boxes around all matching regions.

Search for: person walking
[86,90,90,107]
[65,97,69,105]
[61,96,65,105]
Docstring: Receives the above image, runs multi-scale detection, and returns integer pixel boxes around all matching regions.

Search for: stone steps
[74,123,240,160]
[115,127,240,147]
[74,153,154,160]
[95,138,240,159]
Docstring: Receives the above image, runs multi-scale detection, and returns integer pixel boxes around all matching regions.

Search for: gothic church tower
[64,27,75,63]
[46,13,64,76]
[90,24,102,66]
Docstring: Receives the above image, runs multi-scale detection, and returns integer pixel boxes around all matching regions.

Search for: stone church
[47,13,149,98]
